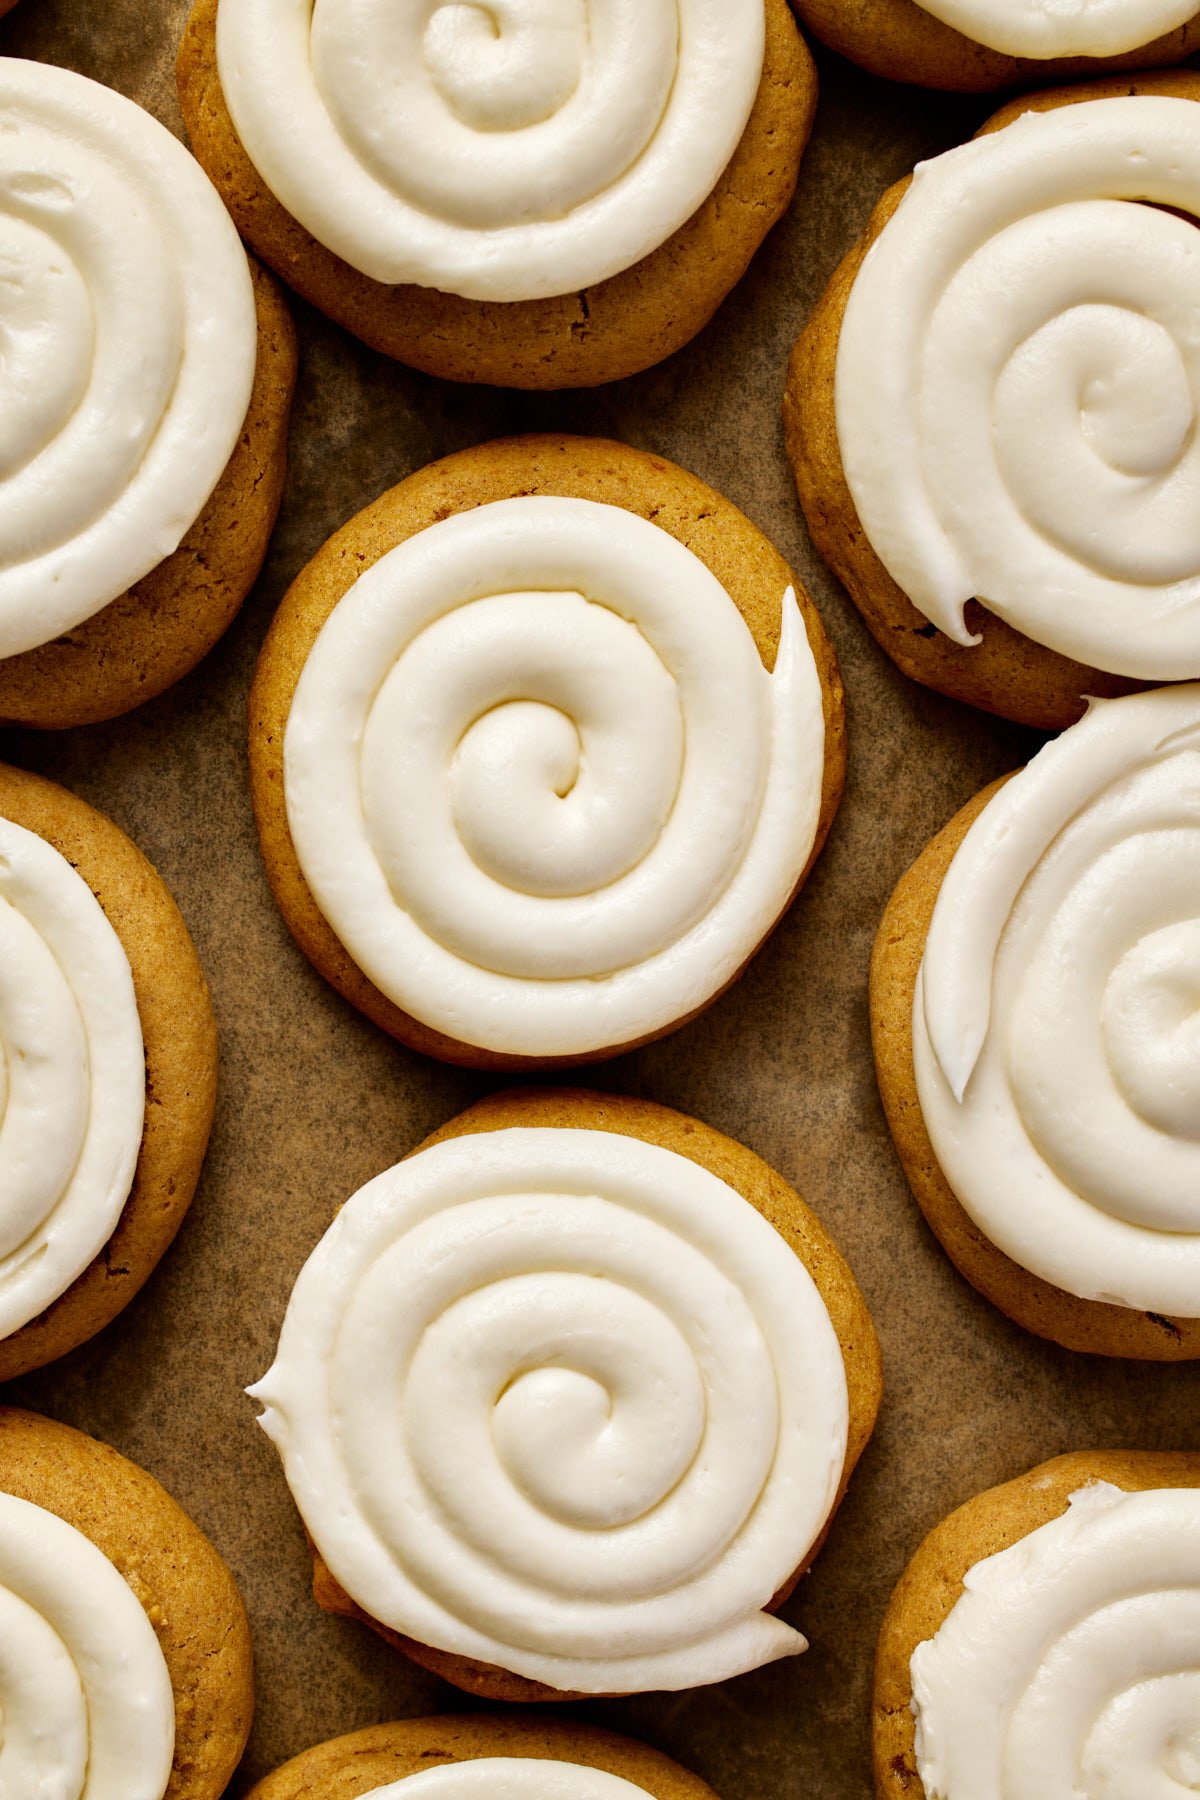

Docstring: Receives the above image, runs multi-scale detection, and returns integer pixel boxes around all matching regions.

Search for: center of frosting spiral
[250,1126,849,1692]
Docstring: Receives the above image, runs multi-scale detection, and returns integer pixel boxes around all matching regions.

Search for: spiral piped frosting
[0,1491,174,1798]
[913,1483,1200,1800]
[215,0,765,302]
[914,683,1200,1314]
[0,819,145,1338]
[251,1126,849,1692]
[836,97,1200,678]
[365,1764,653,1800]
[912,0,1197,57]
[283,495,826,1060]
[0,60,257,658]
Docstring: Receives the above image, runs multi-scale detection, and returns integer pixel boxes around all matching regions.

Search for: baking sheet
[1,3,1196,1793]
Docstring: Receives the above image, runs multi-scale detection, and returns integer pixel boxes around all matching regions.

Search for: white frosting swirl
[913,1483,1200,1800]
[913,683,1200,1315]
[836,97,1200,679]
[0,1491,174,1798]
[251,1126,849,1692]
[214,0,764,302]
[283,495,826,1060]
[912,0,1197,57]
[0,59,257,658]
[363,1763,653,1799]
[0,818,145,1337]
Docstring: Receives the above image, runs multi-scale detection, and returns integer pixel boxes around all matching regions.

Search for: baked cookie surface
[786,70,1200,729]
[0,762,218,1380]
[253,1087,883,1702]
[0,1405,254,1799]
[178,0,815,388]
[250,434,845,1069]
[246,1717,717,1800]
[874,1449,1200,1798]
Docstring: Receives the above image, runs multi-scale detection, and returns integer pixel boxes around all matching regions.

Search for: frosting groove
[912,0,1197,57]
[0,1491,174,1798]
[215,0,765,301]
[365,1763,653,1799]
[0,819,145,1338]
[913,1483,1200,1800]
[283,495,826,1059]
[836,97,1200,678]
[914,683,1200,1314]
[251,1126,849,1692]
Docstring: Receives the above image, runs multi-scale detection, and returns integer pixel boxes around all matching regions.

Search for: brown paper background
[0,4,1196,1793]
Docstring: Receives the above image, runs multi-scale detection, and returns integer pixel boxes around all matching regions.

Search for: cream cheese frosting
[363,1763,654,1799]
[283,495,826,1060]
[913,683,1200,1315]
[835,97,1200,679]
[912,0,1197,57]
[250,1126,849,1693]
[0,1490,174,1798]
[0,59,257,659]
[214,0,765,302]
[0,818,145,1338]
[912,1483,1200,1800]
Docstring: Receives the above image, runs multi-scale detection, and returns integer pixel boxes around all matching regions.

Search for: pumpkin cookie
[0,58,296,729]
[0,762,218,1380]
[250,435,844,1069]
[790,0,1200,92]
[786,71,1200,729]
[178,0,815,389]
[246,1717,717,1800]
[874,1450,1200,1798]
[871,684,1200,1358]
[0,1405,254,1799]
[250,1088,883,1701]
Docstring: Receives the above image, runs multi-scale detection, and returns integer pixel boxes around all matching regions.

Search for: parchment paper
[0,5,1195,1793]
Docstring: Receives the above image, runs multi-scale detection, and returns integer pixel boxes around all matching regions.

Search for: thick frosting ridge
[250,1126,849,1692]
[0,1491,174,1798]
[364,1762,653,1799]
[914,683,1200,1314]
[214,0,764,302]
[283,495,826,1059]
[913,1483,1200,1799]
[0,59,256,659]
[0,818,145,1337]
[912,0,1196,57]
[836,97,1200,679]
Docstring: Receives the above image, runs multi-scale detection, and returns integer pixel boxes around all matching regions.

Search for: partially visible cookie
[246,1717,717,1800]
[252,1087,883,1702]
[0,1405,254,1799]
[0,762,218,1380]
[178,0,815,389]
[874,1450,1200,1798]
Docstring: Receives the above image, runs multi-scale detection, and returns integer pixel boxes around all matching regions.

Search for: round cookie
[0,1405,254,1797]
[246,1717,717,1800]
[260,1086,883,1701]
[177,0,815,390]
[789,0,1200,91]
[874,1449,1200,1798]
[785,70,1200,731]
[249,434,845,1070]
[0,761,218,1380]
[0,260,296,729]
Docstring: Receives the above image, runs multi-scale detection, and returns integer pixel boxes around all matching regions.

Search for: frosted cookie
[178,0,814,389]
[0,762,217,1380]
[874,1449,1200,1798]
[249,435,844,1069]
[790,0,1200,91]
[786,71,1200,729]
[250,1088,883,1701]
[871,684,1200,1358]
[245,1717,717,1800]
[0,1405,254,1799]
[0,58,296,729]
